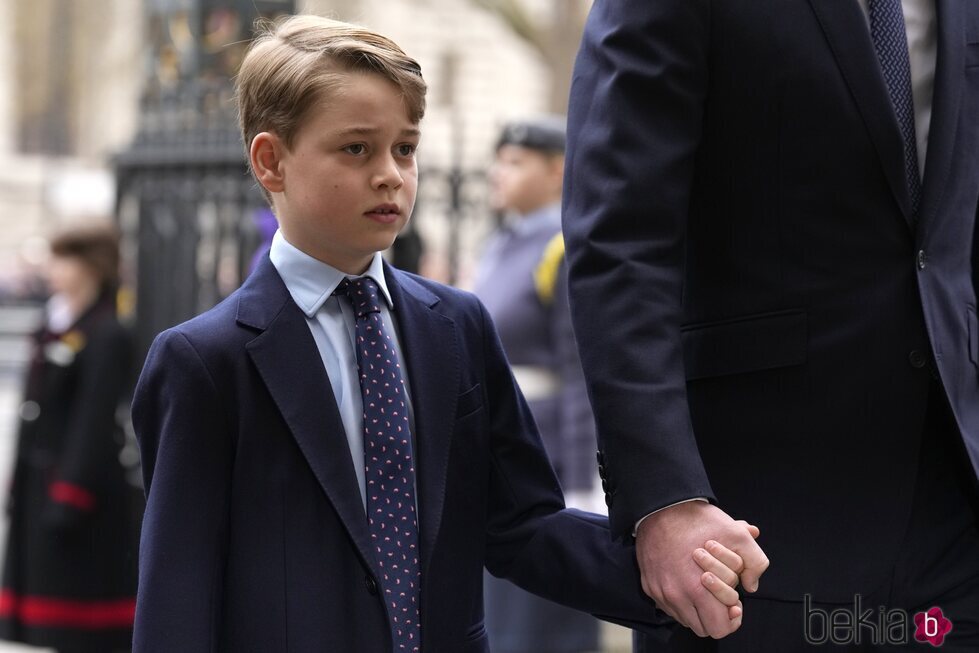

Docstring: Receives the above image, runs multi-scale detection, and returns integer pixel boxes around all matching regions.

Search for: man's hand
[635,501,769,638]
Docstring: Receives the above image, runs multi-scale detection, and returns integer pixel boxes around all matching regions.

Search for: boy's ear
[250,132,286,194]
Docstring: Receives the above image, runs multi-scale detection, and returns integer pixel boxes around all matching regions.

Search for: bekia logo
[914,607,952,647]
[804,595,953,647]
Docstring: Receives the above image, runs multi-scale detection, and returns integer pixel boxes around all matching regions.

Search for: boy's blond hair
[236,15,427,202]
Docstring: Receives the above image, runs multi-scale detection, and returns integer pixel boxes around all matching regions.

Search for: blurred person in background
[0,224,136,653]
[474,118,602,653]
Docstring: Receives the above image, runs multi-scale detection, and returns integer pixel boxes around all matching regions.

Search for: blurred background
[0,0,634,650]
[0,0,592,360]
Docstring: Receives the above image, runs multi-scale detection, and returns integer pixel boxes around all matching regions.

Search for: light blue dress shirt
[268,230,414,510]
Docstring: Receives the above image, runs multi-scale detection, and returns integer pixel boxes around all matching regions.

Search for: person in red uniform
[0,224,136,653]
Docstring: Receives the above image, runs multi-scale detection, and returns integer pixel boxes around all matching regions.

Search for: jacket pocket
[456,383,484,419]
[682,309,808,380]
[968,306,978,366]
[968,41,979,68]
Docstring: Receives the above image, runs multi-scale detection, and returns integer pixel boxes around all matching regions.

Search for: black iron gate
[115,0,290,360]
[116,1,493,362]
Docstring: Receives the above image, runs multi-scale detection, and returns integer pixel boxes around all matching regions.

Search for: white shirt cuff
[632,497,709,537]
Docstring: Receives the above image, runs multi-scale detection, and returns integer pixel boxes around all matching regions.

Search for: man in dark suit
[563,0,979,650]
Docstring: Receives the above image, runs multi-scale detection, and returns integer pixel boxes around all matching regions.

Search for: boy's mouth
[364,204,402,224]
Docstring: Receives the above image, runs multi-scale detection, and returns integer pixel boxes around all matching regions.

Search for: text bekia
[803,595,953,647]
[804,595,908,646]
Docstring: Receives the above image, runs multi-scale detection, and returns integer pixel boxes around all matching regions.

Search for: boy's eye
[397,144,416,157]
[344,144,367,155]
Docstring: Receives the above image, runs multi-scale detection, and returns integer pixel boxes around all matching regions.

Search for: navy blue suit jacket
[564,0,979,602]
[131,258,668,652]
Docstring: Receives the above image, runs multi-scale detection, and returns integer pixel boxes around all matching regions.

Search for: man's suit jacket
[563,0,979,602]
[131,257,668,652]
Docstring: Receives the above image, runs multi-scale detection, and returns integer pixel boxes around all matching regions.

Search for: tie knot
[334,276,383,317]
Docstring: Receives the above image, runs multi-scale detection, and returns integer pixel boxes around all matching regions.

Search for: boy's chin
[356,235,399,262]
[375,224,406,245]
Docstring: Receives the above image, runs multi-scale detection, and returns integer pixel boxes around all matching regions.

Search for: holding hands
[639,502,769,639]
[688,537,752,632]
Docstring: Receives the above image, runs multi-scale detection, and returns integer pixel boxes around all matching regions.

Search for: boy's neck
[325,256,373,277]
[277,228,374,276]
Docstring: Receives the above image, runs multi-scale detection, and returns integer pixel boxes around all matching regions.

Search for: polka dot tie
[869,0,922,217]
[335,277,421,652]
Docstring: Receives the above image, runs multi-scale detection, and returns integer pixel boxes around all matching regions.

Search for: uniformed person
[474,118,602,653]
[0,224,137,653]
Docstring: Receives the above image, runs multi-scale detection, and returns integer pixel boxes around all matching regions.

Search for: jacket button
[19,401,40,422]
[916,250,927,270]
[909,350,927,369]
[365,575,378,595]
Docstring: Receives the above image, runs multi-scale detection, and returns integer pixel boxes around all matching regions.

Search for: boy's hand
[692,524,761,634]
[635,503,769,638]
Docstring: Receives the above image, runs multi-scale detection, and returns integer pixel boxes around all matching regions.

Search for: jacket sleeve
[973,202,978,305]
[131,329,233,653]
[478,299,672,639]
[44,321,131,527]
[561,0,716,538]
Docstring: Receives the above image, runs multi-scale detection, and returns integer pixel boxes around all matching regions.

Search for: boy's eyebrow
[334,126,421,137]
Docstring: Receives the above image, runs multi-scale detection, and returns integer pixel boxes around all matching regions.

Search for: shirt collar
[268,230,394,318]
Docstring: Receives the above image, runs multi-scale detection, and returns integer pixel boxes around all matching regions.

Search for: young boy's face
[258,72,420,274]
[489,144,564,216]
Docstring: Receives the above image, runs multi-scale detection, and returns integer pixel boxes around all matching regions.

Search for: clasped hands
[638,501,770,639]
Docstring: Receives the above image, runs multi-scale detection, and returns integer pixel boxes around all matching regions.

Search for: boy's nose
[371,154,404,189]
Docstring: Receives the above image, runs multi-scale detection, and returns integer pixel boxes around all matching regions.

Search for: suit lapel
[384,264,460,579]
[237,260,461,594]
[807,0,915,226]
[237,258,382,580]
[918,0,965,231]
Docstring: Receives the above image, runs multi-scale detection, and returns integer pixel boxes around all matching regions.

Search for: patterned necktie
[335,277,421,652]
[868,0,922,217]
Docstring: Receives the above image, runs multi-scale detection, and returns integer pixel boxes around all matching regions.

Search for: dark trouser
[636,383,979,651]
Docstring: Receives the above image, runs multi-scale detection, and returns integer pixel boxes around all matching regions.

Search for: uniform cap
[496,116,566,154]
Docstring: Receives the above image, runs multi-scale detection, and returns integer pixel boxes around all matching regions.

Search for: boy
[132,15,751,652]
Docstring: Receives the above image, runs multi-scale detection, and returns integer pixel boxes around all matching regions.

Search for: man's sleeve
[131,330,234,653]
[562,0,716,538]
[973,202,978,304]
